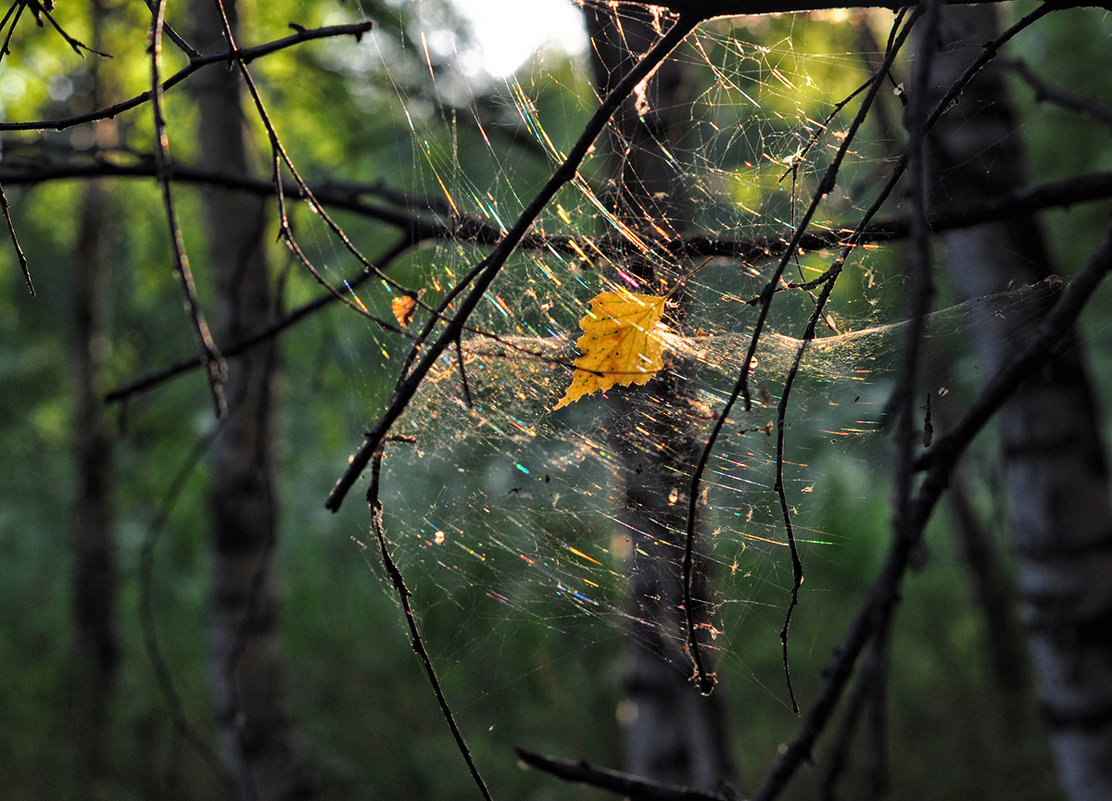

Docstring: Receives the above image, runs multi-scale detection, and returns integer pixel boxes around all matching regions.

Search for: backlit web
[312,1,1048,688]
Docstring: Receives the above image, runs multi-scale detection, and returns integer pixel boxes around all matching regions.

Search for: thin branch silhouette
[103,237,414,405]
[4,150,1112,265]
[648,0,1100,17]
[0,181,32,295]
[366,445,495,801]
[0,21,373,133]
[138,425,233,792]
[43,159,1102,404]
[680,0,1065,707]
[515,747,733,801]
[141,0,199,57]
[1003,56,1112,130]
[147,0,226,417]
[0,0,109,65]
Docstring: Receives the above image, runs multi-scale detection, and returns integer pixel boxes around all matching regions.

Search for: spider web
[308,1,1052,692]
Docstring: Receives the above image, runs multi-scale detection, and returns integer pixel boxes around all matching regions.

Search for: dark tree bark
[191,1,313,798]
[928,7,1112,800]
[70,0,120,782]
[585,5,735,792]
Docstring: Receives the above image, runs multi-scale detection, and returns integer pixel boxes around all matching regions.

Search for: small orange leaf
[392,295,417,327]
[554,289,666,410]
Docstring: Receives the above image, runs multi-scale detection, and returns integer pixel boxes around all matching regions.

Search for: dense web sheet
[312,2,1054,679]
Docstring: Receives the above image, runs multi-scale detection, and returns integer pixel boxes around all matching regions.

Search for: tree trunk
[928,8,1112,799]
[191,2,313,798]
[70,0,120,783]
[585,6,735,791]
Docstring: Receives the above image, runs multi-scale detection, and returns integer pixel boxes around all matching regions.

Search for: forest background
[2,0,1112,800]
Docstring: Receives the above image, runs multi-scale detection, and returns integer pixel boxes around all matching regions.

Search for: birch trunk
[191,2,313,798]
[585,6,735,790]
[928,8,1112,799]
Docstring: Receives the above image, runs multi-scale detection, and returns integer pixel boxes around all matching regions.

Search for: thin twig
[0,181,32,294]
[454,335,474,409]
[1003,56,1112,131]
[36,0,111,57]
[647,0,1098,15]
[764,1,1062,322]
[0,21,374,132]
[148,0,226,417]
[0,2,27,65]
[205,0,398,322]
[138,425,233,792]
[514,747,730,801]
[686,0,1062,701]
[0,0,109,63]
[104,237,413,404]
[818,642,872,800]
[84,164,1112,406]
[816,625,891,800]
[204,2,453,336]
[891,0,942,582]
[367,446,495,801]
[141,0,199,57]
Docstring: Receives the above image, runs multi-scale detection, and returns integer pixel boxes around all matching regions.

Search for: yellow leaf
[554,289,666,410]
[392,295,417,327]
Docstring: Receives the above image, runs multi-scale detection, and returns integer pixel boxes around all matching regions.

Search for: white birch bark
[585,6,735,790]
[928,9,1112,799]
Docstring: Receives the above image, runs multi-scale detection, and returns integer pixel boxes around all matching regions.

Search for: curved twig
[366,446,495,801]
[515,747,731,801]
[0,181,32,295]
[138,425,233,791]
[0,21,374,133]
[147,0,226,417]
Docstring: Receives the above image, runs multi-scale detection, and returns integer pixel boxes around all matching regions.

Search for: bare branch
[683,3,922,700]
[103,237,413,404]
[0,148,1089,405]
[138,425,233,792]
[141,0,199,57]
[0,181,32,295]
[0,0,109,65]
[4,153,1112,265]
[892,0,942,573]
[147,0,226,418]
[0,21,374,133]
[35,0,110,58]
[1003,57,1112,130]
[514,748,733,801]
[366,446,494,801]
